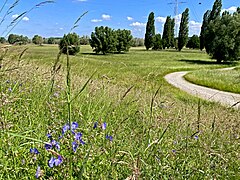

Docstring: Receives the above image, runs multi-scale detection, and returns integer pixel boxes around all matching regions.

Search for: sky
[0,0,239,38]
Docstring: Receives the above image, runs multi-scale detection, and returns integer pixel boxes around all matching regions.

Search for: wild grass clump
[0,45,239,179]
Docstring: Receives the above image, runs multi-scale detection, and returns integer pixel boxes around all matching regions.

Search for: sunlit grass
[1,45,239,179]
[185,68,240,94]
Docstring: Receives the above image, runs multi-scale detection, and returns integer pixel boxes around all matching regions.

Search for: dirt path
[164,70,240,110]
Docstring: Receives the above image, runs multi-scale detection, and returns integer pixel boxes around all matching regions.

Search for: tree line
[144,8,190,51]
[145,0,240,62]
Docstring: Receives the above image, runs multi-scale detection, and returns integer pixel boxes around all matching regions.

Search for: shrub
[59,33,80,55]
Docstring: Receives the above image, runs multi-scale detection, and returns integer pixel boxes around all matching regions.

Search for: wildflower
[8,88,12,92]
[36,166,41,178]
[53,92,59,98]
[54,156,63,166]
[48,157,55,168]
[101,122,107,130]
[93,122,98,129]
[47,133,52,140]
[106,135,113,141]
[74,132,82,141]
[30,148,40,155]
[6,80,10,83]
[72,141,78,152]
[62,124,70,135]
[71,122,78,131]
[194,135,199,140]
[45,143,52,150]
[172,149,176,153]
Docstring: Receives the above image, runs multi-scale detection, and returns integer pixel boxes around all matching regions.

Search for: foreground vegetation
[1,45,239,179]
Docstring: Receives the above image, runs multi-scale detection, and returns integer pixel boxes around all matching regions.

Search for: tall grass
[1,45,239,179]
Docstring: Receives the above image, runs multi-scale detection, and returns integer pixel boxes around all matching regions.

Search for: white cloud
[91,19,102,23]
[222,6,237,14]
[59,27,64,30]
[76,0,87,1]
[102,14,111,20]
[22,17,29,21]
[11,14,19,19]
[127,16,133,21]
[130,22,146,27]
[156,16,166,23]
[189,20,201,35]
[12,14,29,21]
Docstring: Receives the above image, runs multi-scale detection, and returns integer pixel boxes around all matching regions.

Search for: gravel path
[164,70,240,110]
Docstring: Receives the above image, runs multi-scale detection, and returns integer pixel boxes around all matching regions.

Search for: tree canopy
[144,12,155,50]
[59,33,80,55]
[178,8,189,51]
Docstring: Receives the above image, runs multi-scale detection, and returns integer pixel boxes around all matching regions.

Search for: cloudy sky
[0,0,239,38]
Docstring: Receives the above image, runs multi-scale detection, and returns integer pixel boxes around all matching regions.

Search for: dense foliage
[59,33,80,55]
[144,12,155,50]
[8,34,29,45]
[162,16,175,49]
[186,35,200,49]
[152,34,162,50]
[32,35,43,45]
[115,29,133,53]
[0,37,6,43]
[89,26,132,54]
[178,8,189,51]
[202,0,240,62]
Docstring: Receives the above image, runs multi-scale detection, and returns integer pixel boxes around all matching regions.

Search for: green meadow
[1,45,239,179]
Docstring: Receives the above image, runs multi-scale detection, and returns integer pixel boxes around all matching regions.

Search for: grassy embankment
[0,45,239,179]
[185,67,240,94]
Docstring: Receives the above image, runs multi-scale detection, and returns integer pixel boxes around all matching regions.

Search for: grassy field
[0,45,239,179]
[185,68,240,94]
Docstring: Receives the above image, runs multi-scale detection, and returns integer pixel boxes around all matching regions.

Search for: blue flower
[93,122,98,129]
[47,133,52,140]
[74,132,82,141]
[101,122,107,130]
[71,122,78,131]
[30,148,40,154]
[54,156,63,166]
[172,149,176,153]
[106,135,113,141]
[48,157,55,168]
[45,143,52,150]
[80,139,85,145]
[194,135,199,140]
[62,124,70,135]
[72,141,78,152]
[8,88,12,92]
[35,166,41,178]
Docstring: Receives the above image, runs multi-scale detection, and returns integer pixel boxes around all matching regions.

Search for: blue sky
[0,0,239,38]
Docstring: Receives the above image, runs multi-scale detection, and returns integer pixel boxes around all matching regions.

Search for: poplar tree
[199,10,211,50]
[144,12,155,50]
[162,16,172,49]
[178,8,189,51]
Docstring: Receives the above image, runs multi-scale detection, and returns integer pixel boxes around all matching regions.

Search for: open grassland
[1,45,239,179]
[185,68,240,94]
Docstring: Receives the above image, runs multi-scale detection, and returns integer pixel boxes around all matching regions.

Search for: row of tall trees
[200,0,240,62]
[89,26,133,54]
[144,8,189,51]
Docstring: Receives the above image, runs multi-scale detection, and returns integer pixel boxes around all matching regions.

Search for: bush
[59,33,80,55]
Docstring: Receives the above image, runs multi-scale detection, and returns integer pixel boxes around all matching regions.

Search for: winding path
[164,69,240,110]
